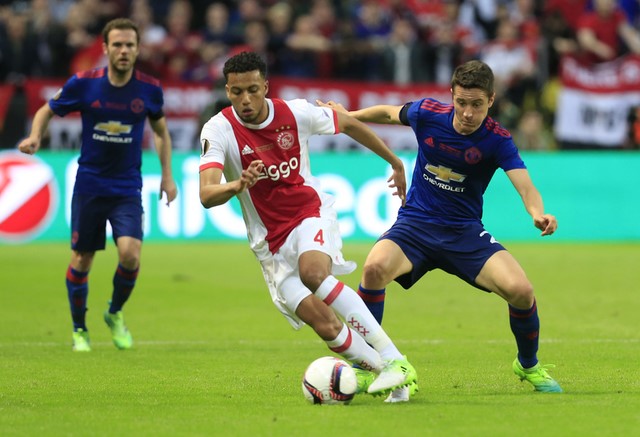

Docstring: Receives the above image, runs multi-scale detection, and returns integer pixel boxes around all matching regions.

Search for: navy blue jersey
[400,98,525,225]
[49,67,164,196]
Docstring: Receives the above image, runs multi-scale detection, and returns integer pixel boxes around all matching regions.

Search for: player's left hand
[160,177,178,206]
[388,163,407,207]
[534,213,557,236]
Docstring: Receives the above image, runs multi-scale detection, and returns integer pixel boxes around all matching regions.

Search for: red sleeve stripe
[322,281,344,306]
[329,328,352,353]
[199,162,224,172]
[332,108,340,134]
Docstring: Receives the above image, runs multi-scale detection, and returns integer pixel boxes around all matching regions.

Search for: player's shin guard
[66,266,89,331]
[326,323,382,372]
[357,285,386,324]
[109,264,138,313]
[316,276,401,359]
[509,299,540,369]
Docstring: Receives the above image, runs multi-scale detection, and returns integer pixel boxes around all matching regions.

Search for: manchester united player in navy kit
[320,60,562,400]
[18,18,178,352]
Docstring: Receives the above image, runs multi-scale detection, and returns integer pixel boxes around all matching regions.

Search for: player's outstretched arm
[317,100,404,125]
[336,111,406,205]
[506,168,557,236]
[149,116,178,206]
[199,158,264,209]
[17,103,55,155]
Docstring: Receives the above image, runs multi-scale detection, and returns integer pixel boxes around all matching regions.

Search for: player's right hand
[316,100,348,114]
[239,159,264,191]
[17,138,40,155]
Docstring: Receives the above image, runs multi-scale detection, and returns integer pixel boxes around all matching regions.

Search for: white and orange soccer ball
[301,356,358,405]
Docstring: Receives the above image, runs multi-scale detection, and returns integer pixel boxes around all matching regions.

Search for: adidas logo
[91,100,102,108]
[241,145,254,155]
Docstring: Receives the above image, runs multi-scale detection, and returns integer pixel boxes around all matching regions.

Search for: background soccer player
[199,51,416,400]
[18,18,178,352]
[319,59,562,400]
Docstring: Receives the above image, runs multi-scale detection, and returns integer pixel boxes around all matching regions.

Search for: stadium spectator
[512,109,555,150]
[158,0,202,81]
[265,1,294,75]
[422,1,472,86]
[226,0,265,46]
[349,0,393,81]
[576,0,640,64]
[505,0,542,62]
[457,0,500,44]
[541,0,585,78]
[199,51,417,401]
[200,2,235,46]
[17,18,178,352]
[479,17,537,128]
[129,0,167,75]
[379,17,428,85]
[0,10,38,85]
[63,1,104,72]
[23,0,70,77]
[279,14,333,78]
[318,59,563,400]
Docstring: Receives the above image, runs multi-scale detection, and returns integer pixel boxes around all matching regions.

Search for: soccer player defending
[199,51,417,400]
[18,18,178,352]
[319,60,563,401]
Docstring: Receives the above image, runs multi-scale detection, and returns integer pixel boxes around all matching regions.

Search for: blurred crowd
[2,0,640,150]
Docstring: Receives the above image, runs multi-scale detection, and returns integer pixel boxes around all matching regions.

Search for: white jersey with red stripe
[199,98,339,261]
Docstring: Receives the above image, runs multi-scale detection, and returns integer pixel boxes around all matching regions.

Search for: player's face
[104,29,139,75]
[225,70,269,124]
[451,86,494,135]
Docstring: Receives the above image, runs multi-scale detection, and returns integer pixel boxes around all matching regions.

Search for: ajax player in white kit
[199,51,417,401]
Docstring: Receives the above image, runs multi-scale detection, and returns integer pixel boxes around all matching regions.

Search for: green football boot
[367,356,417,396]
[72,329,91,352]
[104,310,133,350]
[513,358,563,393]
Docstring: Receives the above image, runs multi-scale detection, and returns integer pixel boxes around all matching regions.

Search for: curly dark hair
[451,60,495,97]
[223,52,267,80]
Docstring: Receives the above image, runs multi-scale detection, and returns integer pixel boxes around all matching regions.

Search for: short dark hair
[451,60,494,97]
[102,18,140,45]
[223,52,267,81]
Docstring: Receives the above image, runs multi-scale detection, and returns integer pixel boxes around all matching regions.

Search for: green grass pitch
[1,241,639,436]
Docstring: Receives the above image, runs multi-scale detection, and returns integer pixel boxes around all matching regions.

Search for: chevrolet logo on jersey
[425,164,466,183]
[92,121,133,144]
[94,121,132,135]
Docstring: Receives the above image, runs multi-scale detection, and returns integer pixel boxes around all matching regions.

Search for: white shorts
[259,213,356,330]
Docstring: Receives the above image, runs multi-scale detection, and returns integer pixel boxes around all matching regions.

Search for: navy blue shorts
[70,194,144,252]
[379,216,506,291]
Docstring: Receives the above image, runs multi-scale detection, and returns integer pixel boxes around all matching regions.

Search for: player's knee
[507,280,535,308]
[361,261,389,287]
[300,268,329,292]
[119,252,140,270]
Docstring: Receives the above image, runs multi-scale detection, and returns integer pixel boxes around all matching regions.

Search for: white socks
[316,275,402,360]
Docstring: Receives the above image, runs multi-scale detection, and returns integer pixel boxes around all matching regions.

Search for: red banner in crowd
[555,55,640,147]
[560,55,640,93]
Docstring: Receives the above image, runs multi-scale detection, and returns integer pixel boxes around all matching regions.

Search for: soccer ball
[301,356,357,405]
